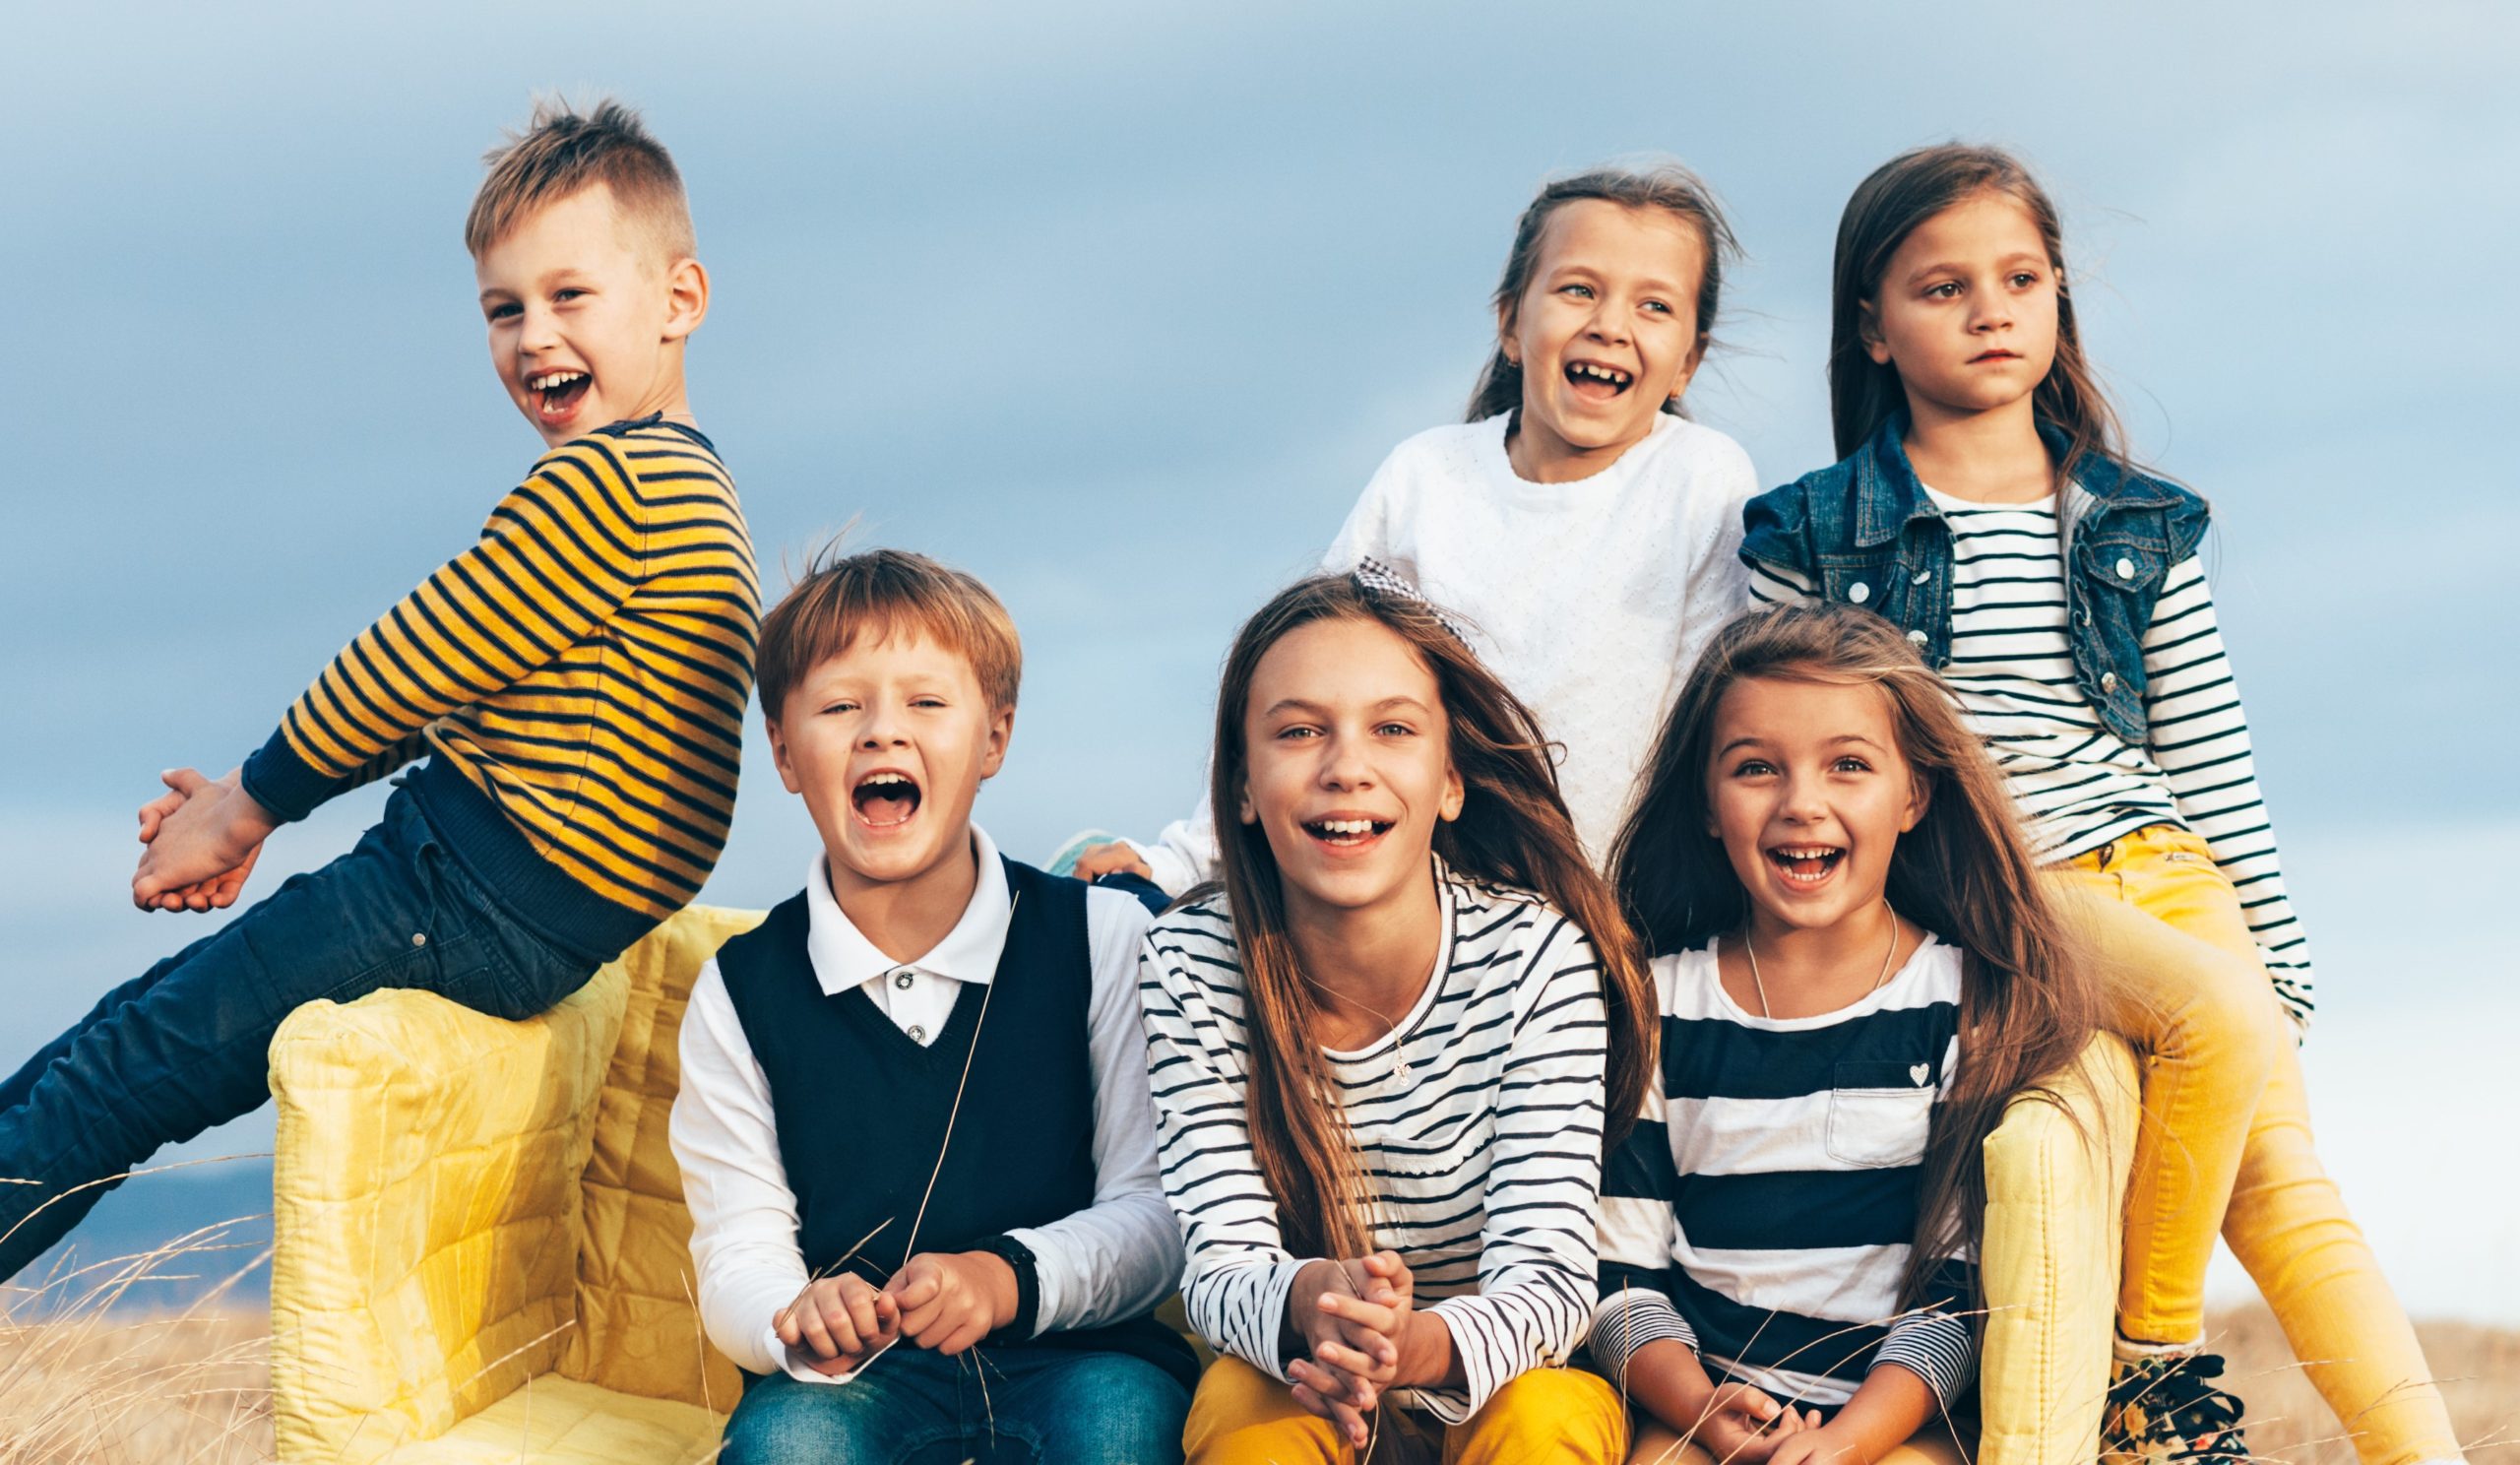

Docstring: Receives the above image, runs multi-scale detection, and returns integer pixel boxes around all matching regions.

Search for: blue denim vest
[1738,414,2208,745]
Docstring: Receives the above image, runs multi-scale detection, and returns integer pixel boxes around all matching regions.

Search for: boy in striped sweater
[0,97,758,1280]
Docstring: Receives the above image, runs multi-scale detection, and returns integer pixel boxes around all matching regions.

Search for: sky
[4,2,2515,1321]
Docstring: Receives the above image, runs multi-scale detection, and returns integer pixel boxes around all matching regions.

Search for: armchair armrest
[268,963,630,1463]
[1976,1033,2143,1465]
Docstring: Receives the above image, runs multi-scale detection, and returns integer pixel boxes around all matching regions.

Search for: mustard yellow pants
[1184,1356,1627,1464]
[2059,823,2457,1465]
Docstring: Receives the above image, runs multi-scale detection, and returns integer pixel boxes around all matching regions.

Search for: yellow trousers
[2059,823,2458,1465]
[1184,1356,1627,1464]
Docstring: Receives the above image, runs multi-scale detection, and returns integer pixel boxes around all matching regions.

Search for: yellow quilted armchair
[269,905,761,1464]
[268,904,2136,1465]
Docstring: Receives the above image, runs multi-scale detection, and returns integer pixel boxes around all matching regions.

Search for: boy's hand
[1070,841,1152,882]
[1693,1382,1820,1465]
[883,1250,1017,1357]
[776,1273,899,1373]
[134,768,278,911]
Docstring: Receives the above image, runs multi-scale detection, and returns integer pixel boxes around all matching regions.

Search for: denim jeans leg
[0,924,230,1115]
[723,1351,970,1465]
[987,1349,1190,1465]
[0,790,496,1280]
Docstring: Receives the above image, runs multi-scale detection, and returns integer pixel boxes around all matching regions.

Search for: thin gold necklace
[1741,899,1900,1019]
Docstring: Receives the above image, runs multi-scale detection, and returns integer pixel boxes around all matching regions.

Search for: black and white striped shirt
[1592,937,1975,1409]
[1748,487,2313,1024]
[1138,862,1610,1424]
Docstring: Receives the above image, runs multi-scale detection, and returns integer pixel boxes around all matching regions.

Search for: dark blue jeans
[723,1346,1189,1465]
[0,784,597,1281]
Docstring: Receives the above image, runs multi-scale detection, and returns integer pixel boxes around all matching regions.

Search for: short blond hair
[465,96,695,262]
[757,546,1023,720]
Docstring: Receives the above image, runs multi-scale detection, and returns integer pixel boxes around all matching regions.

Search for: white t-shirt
[1131,412,1759,891]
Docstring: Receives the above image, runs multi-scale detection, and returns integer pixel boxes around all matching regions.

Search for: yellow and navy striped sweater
[240,417,758,959]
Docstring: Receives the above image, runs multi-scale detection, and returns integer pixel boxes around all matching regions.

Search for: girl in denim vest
[1072,163,1762,893]
[1739,145,2458,1465]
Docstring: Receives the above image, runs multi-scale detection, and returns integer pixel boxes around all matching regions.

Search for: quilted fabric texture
[1979,1034,2143,1465]
[270,905,758,1464]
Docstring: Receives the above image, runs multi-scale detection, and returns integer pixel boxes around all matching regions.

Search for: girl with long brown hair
[1140,572,1656,1463]
[1740,145,2458,1465]
[1592,602,2099,1465]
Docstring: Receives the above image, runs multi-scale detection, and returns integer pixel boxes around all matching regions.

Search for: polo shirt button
[2101,671,2120,693]
[893,972,914,990]
[1911,569,1930,586]
[1906,629,1928,647]
[2116,557,2136,580]
[907,1024,927,1044]
[1848,582,1870,605]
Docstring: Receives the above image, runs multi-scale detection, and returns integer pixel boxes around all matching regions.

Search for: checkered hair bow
[1350,557,1476,648]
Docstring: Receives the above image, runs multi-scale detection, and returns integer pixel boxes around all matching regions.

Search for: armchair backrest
[558,906,761,1413]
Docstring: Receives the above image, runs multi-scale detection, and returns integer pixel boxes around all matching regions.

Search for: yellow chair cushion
[361,1376,722,1465]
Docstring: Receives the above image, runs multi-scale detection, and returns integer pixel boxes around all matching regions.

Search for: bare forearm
[1398,1309,1464,1390]
[1822,1364,1936,1465]
[1623,1337,1718,1433]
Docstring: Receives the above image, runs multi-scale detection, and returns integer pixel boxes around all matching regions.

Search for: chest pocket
[1825,1059,1938,1169]
[1815,553,1902,616]
[2075,536,2168,599]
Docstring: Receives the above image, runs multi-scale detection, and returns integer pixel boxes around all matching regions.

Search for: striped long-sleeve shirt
[239,417,757,959]
[1747,486,2312,1025]
[1138,862,1610,1424]
[1592,937,1977,1410]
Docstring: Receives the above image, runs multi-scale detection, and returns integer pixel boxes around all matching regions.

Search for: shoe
[2102,1347,2250,1465]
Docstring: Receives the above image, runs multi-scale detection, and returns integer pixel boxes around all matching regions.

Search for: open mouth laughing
[1564,359,1634,401]
[1302,814,1395,851]
[526,368,593,424]
[1765,843,1846,888]
[851,770,923,829]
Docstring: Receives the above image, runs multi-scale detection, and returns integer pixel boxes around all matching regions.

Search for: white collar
[801,824,1013,996]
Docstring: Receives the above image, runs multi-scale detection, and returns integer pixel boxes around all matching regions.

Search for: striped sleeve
[1746,557,1818,608]
[2141,556,2314,1025]
[240,438,648,821]
[1137,921,1310,1384]
[1869,1258,1980,1405]
[1589,1041,1696,1382]
[1420,919,1610,1422]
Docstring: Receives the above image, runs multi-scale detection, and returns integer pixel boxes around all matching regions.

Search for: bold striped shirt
[240,418,757,956]
[1138,863,1610,1424]
[1747,487,2312,1024]
[1592,937,1975,1410]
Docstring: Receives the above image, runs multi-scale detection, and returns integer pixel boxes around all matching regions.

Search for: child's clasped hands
[773,1249,1020,1377]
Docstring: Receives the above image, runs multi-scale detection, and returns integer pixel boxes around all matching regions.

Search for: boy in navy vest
[671,547,1194,1463]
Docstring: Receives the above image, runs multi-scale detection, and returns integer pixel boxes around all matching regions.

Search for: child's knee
[1043,1353,1190,1461]
[1182,1357,1341,1464]
[720,1374,893,1465]
[1461,1367,1627,1463]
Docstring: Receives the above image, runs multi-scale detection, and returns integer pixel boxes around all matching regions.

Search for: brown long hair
[1608,602,2100,1310]
[1208,574,1656,1259]
[1466,163,1740,423]
[1829,144,2129,494]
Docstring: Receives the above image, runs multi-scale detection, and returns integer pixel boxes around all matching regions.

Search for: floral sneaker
[2102,1348,2251,1465]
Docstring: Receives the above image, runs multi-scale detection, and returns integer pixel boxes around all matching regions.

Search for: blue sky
[5,3,2515,1318]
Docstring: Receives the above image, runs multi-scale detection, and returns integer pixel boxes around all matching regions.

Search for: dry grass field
[0,1292,2509,1462]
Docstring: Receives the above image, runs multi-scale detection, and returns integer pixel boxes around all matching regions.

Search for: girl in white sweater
[1074,163,1761,889]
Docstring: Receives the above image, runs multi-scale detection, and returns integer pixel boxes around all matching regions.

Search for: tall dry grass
[0,1222,272,1464]
[2211,1305,2518,1465]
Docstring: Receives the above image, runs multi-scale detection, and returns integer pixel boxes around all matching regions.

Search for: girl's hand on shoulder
[775,1273,899,1373]
[1071,841,1152,881]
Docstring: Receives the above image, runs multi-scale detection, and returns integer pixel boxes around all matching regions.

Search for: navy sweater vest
[715,856,1192,1384]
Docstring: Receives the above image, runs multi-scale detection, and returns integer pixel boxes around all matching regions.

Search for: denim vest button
[410,932,427,948]
[2101,671,2120,693]
[2115,557,2136,580]
[1849,582,1870,605]
[1911,569,1930,586]
[1907,629,1927,647]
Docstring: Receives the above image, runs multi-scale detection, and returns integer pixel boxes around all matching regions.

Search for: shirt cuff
[1872,1311,1976,1404]
[766,1324,858,1386]
[239,726,333,824]
[1588,1287,1697,1383]
[1130,839,1200,900]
